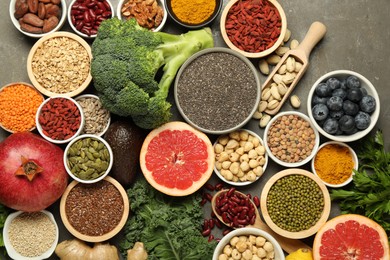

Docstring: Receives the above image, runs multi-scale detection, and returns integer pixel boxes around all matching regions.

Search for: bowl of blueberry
[307,70,380,142]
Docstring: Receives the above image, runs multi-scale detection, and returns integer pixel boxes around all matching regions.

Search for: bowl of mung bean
[75,94,111,137]
[212,227,285,260]
[214,129,268,186]
[260,168,331,239]
[263,111,320,167]
[312,141,358,188]
[64,134,113,184]
[3,210,59,260]
[59,176,129,242]
[27,31,92,98]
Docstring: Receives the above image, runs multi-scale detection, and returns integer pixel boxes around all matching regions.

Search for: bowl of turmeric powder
[164,0,223,29]
[311,141,358,188]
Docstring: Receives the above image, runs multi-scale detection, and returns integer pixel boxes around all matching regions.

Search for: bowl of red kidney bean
[263,111,320,168]
[220,0,287,58]
[68,0,114,38]
[35,96,85,145]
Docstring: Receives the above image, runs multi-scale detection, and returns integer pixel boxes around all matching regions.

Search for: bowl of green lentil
[63,134,113,183]
[174,47,261,135]
[3,210,59,260]
[263,111,320,167]
[260,168,331,239]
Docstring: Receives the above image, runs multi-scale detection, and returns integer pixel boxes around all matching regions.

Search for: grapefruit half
[140,121,214,196]
[313,214,389,260]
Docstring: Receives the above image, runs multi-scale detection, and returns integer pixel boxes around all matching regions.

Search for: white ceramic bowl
[74,94,111,137]
[212,227,285,260]
[3,210,59,260]
[263,111,320,167]
[312,141,358,188]
[36,96,85,145]
[64,134,113,184]
[214,129,268,186]
[307,70,380,142]
[68,0,114,38]
[117,0,167,32]
[9,0,66,38]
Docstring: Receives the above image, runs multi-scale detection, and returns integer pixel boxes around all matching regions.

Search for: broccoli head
[91,18,214,129]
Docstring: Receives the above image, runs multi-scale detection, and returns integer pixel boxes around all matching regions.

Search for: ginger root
[55,239,119,260]
[127,242,148,260]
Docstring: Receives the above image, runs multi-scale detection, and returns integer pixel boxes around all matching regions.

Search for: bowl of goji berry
[220,0,287,58]
[36,96,85,145]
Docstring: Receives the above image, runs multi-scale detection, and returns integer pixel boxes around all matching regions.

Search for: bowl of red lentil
[164,0,223,29]
[27,31,92,98]
[263,111,320,168]
[35,96,85,145]
[0,82,44,133]
[214,129,268,186]
[312,141,358,188]
[59,176,129,243]
[260,168,331,239]
[3,210,59,260]
[117,0,167,32]
[220,0,287,58]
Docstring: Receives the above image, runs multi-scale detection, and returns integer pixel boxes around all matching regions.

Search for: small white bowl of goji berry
[36,96,85,144]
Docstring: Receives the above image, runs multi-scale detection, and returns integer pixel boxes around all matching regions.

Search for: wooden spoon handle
[296,21,327,59]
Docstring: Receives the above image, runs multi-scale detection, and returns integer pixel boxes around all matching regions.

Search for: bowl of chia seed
[174,47,261,135]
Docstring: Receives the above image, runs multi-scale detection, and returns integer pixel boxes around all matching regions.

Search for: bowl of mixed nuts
[9,0,67,38]
[63,134,113,184]
[214,129,268,186]
[27,31,92,97]
[117,0,167,32]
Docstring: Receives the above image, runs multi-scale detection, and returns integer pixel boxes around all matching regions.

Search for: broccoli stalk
[91,18,214,129]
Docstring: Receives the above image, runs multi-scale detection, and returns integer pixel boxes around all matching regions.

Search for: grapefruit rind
[313,214,390,260]
[140,121,215,196]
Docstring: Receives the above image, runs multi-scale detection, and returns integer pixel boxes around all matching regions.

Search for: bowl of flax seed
[27,31,92,98]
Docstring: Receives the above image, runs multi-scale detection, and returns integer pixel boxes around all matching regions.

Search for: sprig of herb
[331,130,390,240]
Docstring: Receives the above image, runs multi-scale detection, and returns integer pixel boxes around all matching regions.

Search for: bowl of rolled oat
[27,31,92,98]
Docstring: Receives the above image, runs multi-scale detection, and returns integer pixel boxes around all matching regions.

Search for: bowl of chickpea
[213,129,268,186]
[212,227,285,260]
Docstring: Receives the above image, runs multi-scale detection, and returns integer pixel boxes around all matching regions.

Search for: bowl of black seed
[307,70,380,142]
[174,47,261,135]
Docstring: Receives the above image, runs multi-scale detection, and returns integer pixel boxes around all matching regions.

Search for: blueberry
[347,88,363,102]
[326,77,341,90]
[360,95,376,113]
[360,87,368,96]
[339,115,355,132]
[343,100,360,116]
[326,96,343,111]
[312,95,329,106]
[340,80,348,90]
[332,88,347,100]
[312,103,329,121]
[355,111,371,130]
[322,118,339,135]
[346,75,361,88]
[344,127,359,135]
[315,82,332,97]
[330,110,344,120]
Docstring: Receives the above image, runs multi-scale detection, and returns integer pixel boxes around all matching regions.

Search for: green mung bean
[267,174,324,232]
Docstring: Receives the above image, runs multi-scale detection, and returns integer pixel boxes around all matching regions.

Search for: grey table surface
[1,0,390,259]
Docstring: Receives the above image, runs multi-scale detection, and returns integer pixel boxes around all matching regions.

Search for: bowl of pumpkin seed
[63,134,113,184]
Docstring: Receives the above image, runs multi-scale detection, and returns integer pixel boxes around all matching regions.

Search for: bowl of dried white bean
[263,111,320,168]
[212,227,285,260]
[27,31,92,98]
[214,129,268,186]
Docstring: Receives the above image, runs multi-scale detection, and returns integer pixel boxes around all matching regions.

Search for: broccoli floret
[91,18,214,129]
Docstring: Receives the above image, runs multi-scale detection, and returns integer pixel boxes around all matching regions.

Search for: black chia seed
[176,52,258,131]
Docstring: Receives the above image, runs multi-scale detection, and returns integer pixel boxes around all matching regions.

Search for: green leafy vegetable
[330,130,390,240]
[0,204,9,255]
[120,179,216,259]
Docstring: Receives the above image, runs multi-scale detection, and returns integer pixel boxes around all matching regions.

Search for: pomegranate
[0,132,68,212]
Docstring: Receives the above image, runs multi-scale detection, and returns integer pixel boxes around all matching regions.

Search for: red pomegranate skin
[0,132,68,212]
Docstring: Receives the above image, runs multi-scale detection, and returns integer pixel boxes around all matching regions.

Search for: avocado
[104,119,145,187]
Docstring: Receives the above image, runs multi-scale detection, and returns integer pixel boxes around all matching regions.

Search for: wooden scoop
[211,189,312,254]
[263,21,327,115]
